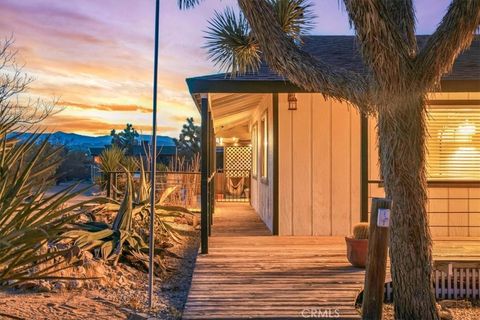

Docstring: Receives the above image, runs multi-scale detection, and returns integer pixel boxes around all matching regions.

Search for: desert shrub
[56,149,91,182]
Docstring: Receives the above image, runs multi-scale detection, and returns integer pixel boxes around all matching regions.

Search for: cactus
[352,223,369,240]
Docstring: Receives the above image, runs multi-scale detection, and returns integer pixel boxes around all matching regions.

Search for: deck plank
[183,203,480,319]
[184,203,364,319]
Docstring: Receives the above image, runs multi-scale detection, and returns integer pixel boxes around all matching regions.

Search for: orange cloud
[58,101,152,113]
[43,114,177,136]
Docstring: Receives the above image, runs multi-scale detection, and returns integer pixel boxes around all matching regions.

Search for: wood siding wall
[250,94,274,232]
[278,93,361,236]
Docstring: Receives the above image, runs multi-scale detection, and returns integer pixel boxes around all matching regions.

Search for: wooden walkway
[184,203,365,319]
[183,203,480,319]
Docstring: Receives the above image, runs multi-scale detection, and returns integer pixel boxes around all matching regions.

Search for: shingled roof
[187,35,479,93]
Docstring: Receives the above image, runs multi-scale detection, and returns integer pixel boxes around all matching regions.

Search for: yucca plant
[204,0,314,75]
[0,37,106,284]
[122,155,139,173]
[0,126,98,284]
[98,145,124,196]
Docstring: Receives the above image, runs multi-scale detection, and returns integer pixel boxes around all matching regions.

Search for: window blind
[426,106,480,180]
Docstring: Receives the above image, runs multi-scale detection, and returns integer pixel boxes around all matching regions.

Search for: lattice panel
[225,146,252,177]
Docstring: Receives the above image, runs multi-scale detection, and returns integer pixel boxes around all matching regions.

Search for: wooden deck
[183,203,480,320]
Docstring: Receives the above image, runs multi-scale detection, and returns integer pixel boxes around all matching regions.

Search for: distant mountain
[12,131,176,151]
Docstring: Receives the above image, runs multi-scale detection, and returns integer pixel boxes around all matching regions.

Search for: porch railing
[367,180,480,236]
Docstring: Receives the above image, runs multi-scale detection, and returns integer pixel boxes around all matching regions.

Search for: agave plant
[63,172,147,265]
[0,127,98,284]
[63,168,192,272]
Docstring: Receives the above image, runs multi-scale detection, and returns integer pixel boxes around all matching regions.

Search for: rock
[439,309,453,320]
[18,281,37,291]
[54,282,66,291]
[83,251,94,261]
[439,300,472,309]
[37,280,52,292]
[85,260,106,277]
[127,312,150,320]
[72,266,86,276]
[68,280,83,290]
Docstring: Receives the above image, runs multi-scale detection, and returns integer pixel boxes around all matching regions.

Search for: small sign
[377,208,390,227]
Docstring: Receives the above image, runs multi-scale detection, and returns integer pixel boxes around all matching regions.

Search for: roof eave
[187,77,480,96]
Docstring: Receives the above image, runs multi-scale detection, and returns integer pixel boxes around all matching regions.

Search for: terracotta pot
[345,236,368,268]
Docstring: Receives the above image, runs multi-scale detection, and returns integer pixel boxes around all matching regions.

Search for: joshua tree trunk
[377,95,439,320]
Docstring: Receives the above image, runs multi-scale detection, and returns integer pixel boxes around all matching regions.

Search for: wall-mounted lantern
[288,93,297,111]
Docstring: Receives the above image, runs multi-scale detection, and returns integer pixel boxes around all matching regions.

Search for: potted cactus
[345,223,369,268]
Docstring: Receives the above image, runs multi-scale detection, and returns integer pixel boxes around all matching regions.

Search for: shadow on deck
[183,203,364,319]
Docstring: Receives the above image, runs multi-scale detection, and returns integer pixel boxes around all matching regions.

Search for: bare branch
[342,0,414,92]
[0,37,59,128]
[238,0,373,113]
[415,0,480,90]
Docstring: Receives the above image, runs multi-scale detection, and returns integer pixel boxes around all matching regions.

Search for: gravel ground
[0,226,200,320]
[383,300,480,320]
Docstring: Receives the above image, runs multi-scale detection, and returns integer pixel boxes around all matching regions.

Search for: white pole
[148,0,160,309]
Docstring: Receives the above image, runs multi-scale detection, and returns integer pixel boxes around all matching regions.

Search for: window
[260,112,268,179]
[251,123,258,177]
[426,106,480,180]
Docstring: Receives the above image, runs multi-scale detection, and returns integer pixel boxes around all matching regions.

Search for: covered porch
[195,91,277,253]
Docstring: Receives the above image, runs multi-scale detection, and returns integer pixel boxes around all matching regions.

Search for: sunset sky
[0,0,450,137]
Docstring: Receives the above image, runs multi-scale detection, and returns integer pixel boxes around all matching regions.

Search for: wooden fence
[98,169,201,210]
[382,266,480,302]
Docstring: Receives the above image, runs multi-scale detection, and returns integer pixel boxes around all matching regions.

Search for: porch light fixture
[288,93,297,111]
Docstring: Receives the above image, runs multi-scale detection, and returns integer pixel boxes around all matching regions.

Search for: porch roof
[187,35,480,95]
[208,93,267,140]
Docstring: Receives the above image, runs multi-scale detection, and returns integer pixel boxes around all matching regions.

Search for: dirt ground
[383,301,480,320]
[0,228,200,320]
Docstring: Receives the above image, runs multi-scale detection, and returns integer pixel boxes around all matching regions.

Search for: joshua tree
[179,0,480,319]
[111,123,139,155]
[173,117,201,161]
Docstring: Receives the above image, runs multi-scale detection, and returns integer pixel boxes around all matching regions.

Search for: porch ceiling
[210,93,266,140]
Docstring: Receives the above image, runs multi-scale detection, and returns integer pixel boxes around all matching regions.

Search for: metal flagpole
[148,0,160,309]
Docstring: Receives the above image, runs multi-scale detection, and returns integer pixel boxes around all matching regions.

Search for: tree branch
[379,0,416,51]
[237,0,374,113]
[415,0,480,90]
[343,0,414,92]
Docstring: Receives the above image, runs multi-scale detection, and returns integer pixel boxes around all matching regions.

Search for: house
[89,142,178,166]
[187,35,480,251]
[89,142,178,183]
